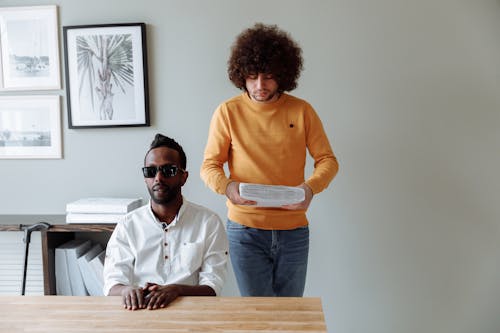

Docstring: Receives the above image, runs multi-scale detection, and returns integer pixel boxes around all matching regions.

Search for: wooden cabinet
[0,215,115,295]
[41,223,115,295]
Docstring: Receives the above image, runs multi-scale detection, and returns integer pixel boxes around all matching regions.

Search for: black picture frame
[63,23,149,128]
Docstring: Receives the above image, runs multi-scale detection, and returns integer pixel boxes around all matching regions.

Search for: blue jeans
[226,219,309,297]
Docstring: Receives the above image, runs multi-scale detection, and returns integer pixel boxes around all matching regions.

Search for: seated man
[103,134,228,310]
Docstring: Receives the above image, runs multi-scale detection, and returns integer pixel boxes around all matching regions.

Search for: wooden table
[0,296,327,332]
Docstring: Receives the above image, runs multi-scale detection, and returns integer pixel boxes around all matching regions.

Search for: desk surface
[0,296,327,332]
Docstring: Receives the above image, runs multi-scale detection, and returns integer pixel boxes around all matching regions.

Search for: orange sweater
[200,93,338,230]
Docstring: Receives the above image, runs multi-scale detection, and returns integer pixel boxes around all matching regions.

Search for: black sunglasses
[142,164,185,178]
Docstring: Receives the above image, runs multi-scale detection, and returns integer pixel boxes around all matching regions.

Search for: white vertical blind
[0,231,43,295]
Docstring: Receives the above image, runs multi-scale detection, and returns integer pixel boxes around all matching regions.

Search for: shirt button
[164,255,168,260]
[164,242,168,246]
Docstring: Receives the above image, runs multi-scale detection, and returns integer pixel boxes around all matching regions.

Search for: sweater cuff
[216,178,233,195]
[305,179,322,195]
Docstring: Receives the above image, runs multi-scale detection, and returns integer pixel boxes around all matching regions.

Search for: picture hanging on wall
[63,23,150,128]
[0,5,61,90]
[0,95,62,159]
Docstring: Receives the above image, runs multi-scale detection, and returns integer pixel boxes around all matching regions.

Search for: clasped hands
[121,282,180,310]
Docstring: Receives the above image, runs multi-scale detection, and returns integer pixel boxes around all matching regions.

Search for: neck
[151,195,183,224]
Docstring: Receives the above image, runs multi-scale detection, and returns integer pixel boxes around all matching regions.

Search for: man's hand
[111,285,147,311]
[281,183,314,210]
[143,283,181,310]
[225,181,256,205]
[110,283,215,311]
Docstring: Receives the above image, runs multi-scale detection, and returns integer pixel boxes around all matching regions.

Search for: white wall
[1,0,500,332]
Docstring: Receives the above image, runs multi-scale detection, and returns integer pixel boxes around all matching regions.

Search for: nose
[255,74,265,88]
[154,168,165,182]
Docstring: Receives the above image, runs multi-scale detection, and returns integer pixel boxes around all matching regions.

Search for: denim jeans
[226,219,309,297]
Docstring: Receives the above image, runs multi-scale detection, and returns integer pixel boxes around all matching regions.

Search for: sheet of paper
[239,183,305,207]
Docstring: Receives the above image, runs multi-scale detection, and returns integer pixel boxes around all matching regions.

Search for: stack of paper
[239,183,305,207]
[77,244,105,296]
[55,239,106,296]
[55,239,92,295]
[90,252,105,290]
[66,197,142,224]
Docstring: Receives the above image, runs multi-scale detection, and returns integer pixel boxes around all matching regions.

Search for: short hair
[145,134,187,169]
[227,23,303,93]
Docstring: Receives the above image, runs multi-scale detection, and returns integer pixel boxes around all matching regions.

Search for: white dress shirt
[103,198,228,296]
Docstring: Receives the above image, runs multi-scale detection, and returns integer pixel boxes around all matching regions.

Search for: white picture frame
[63,23,150,128]
[0,95,62,159]
[0,5,61,90]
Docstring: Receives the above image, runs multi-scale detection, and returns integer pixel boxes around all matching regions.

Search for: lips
[153,184,169,192]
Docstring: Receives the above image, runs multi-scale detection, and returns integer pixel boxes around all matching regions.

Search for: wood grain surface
[0,296,327,332]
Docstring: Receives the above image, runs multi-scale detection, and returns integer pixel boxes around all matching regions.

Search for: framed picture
[63,23,150,128]
[0,5,61,90]
[0,95,62,159]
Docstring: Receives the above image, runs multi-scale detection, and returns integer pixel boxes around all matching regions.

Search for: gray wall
[1,0,500,332]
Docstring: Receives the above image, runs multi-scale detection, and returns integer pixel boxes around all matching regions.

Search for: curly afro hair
[227,23,303,93]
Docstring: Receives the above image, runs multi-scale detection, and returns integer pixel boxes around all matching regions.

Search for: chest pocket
[179,242,204,274]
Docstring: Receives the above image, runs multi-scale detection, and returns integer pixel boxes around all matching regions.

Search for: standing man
[200,23,339,297]
[104,134,228,310]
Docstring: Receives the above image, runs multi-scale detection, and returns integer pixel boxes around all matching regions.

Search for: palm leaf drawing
[76,33,134,120]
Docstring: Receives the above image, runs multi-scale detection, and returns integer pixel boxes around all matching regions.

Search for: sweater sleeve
[200,105,233,194]
[304,107,339,194]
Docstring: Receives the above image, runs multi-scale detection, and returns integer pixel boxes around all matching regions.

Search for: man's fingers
[130,292,139,310]
[146,292,173,310]
[123,294,131,310]
[136,288,145,309]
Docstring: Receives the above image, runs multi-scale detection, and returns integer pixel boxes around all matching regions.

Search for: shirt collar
[147,196,187,228]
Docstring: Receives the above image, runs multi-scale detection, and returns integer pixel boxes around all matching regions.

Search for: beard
[250,90,279,102]
[148,182,181,205]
